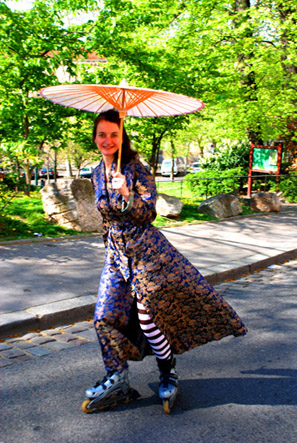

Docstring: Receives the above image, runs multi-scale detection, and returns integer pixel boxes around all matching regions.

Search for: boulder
[156,193,183,217]
[251,192,281,212]
[198,193,242,219]
[41,179,103,232]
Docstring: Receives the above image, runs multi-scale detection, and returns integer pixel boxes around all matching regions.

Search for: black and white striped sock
[137,299,172,360]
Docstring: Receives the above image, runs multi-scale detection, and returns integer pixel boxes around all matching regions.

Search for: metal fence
[156,174,297,200]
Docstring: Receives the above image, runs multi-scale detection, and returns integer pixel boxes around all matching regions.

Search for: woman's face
[94,119,121,160]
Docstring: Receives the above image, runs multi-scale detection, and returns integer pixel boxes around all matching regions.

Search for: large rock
[41,179,103,232]
[198,193,242,219]
[156,193,183,217]
[251,192,281,212]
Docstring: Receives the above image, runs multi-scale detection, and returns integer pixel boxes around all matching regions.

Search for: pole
[117,110,126,172]
[247,143,254,198]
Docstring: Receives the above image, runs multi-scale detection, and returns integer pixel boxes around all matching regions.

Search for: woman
[84,109,247,412]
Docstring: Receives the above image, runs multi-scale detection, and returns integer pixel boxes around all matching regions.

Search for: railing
[156,174,297,200]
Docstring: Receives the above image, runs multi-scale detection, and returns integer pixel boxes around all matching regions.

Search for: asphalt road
[1,259,297,442]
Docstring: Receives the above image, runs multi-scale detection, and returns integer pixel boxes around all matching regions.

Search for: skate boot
[157,356,178,414]
[81,370,140,413]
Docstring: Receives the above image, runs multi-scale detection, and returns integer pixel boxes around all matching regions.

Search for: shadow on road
[147,370,297,412]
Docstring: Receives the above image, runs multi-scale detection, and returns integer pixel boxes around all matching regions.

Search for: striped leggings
[137,298,172,360]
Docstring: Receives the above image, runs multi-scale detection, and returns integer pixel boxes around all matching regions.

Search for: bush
[270,175,297,202]
[203,141,250,172]
[185,167,245,197]
[0,181,15,211]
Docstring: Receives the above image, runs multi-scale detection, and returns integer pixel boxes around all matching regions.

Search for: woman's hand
[111,172,130,201]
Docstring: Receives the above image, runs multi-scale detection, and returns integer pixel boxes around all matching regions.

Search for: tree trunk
[65,158,73,177]
[170,139,176,182]
[150,137,160,180]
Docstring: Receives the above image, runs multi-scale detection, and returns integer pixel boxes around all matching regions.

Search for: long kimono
[91,158,247,372]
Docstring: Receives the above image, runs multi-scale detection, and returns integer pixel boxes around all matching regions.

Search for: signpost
[247,143,283,197]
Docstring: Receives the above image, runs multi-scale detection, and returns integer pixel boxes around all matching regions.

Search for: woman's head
[93,109,138,165]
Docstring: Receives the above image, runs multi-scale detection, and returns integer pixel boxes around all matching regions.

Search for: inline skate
[81,369,140,413]
[157,356,178,414]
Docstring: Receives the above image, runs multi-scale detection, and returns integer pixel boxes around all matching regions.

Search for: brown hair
[93,109,138,165]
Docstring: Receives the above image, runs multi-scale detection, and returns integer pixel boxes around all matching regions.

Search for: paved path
[0,204,296,338]
[1,258,297,442]
[0,258,295,369]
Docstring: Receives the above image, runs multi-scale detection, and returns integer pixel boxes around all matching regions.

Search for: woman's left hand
[111,172,130,200]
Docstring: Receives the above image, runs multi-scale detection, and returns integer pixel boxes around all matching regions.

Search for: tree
[2,0,297,178]
[81,0,197,176]
[0,1,95,187]
[173,0,297,144]
[63,115,100,175]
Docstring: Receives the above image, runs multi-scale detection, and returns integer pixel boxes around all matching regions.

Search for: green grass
[153,197,217,227]
[0,186,255,241]
[0,191,83,241]
[156,180,194,199]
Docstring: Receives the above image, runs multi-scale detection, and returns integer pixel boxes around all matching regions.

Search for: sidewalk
[1,204,297,339]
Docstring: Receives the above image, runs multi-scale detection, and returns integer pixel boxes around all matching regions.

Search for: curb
[0,295,97,340]
[1,248,297,340]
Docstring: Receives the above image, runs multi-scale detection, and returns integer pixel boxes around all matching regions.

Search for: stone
[0,348,26,359]
[75,329,97,341]
[0,343,13,351]
[61,324,90,334]
[41,179,103,232]
[26,347,52,357]
[14,341,36,350]
[251,192,281,212]
[55,334,78,343]
[156,193,184,217]
[0,358,13,368]
[29,336,56,345]
[42,341,70,352]
[198,193,243,219]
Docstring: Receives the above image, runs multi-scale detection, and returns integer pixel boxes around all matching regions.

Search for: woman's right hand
[111,172,130,201]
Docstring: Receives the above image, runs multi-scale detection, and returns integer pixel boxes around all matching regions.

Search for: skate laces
[160,371,178,388]
[93,373,117,390]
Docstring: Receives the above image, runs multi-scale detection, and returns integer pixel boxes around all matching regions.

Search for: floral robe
[91,159,247,372]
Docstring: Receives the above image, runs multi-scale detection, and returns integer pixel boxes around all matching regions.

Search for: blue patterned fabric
[92,159,247,372]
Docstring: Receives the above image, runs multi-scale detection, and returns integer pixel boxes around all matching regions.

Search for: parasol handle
[117,111,126,172]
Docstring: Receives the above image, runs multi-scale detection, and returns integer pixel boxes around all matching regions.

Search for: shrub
[270,175,297,202]
[203,141,250,172]
[185,167,245,197]
[0,181,14,211]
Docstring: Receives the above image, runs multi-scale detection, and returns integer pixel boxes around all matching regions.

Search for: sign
[247,143,283,198]
[252,147,278,173]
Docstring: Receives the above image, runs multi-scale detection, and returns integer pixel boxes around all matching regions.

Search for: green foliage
[269,176,297,202]
[203,141,251,173]
[0,180,14,211]
[1,0,297,178]
[0,1,91,184]
[0,171,31,211]
[185,167,245,197]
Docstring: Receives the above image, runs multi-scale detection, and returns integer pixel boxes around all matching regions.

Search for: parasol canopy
[40,82,204,170]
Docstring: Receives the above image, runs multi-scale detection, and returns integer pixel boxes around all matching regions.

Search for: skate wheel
[81,399,93,414]
[163,399,171,415]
